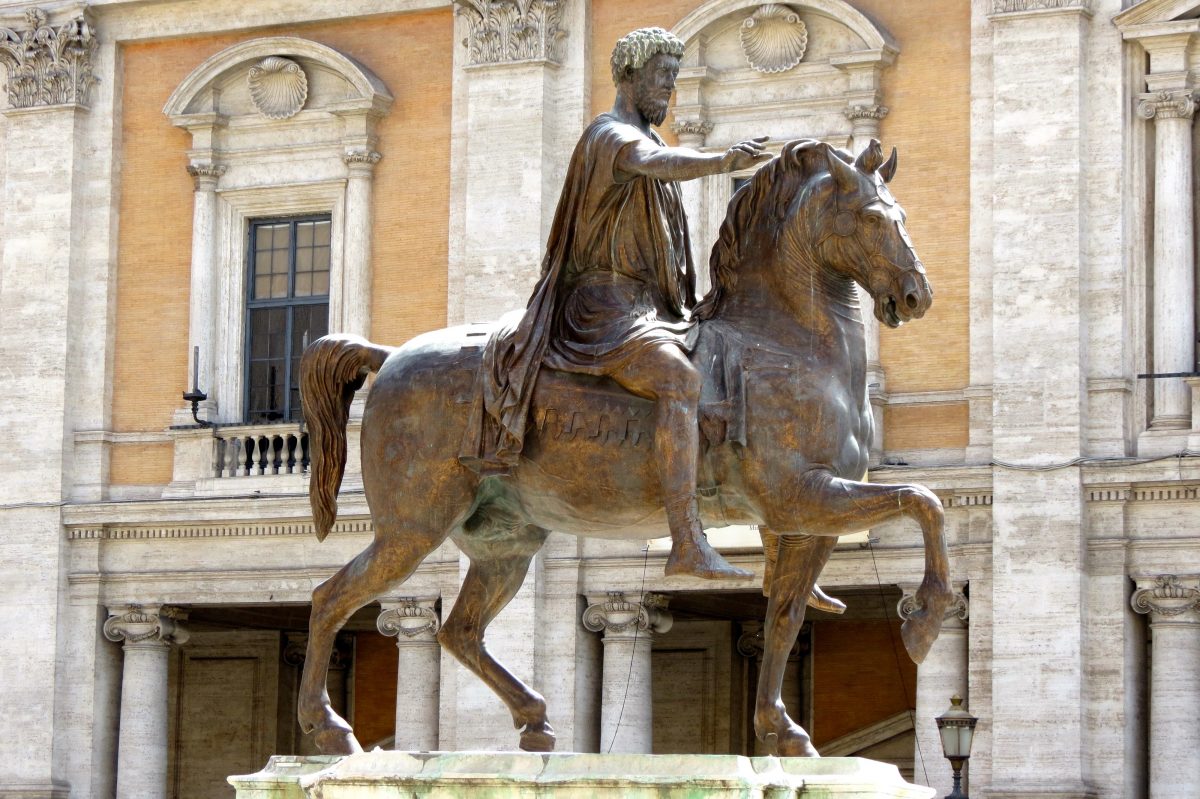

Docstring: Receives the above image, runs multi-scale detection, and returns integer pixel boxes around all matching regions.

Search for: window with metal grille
[245,216,330,423]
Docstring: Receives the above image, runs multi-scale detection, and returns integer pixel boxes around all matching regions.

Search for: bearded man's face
[628,52,680,127]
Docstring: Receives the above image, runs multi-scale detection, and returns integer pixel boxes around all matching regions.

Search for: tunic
[460,113,698,473]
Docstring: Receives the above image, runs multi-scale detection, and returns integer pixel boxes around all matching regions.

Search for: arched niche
[161,36,393,430]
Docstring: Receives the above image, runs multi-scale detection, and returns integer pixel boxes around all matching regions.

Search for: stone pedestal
[583,593,672,754]
[104,606,190,799]
[1131,575,1200,799]
[377,598,441,751]
[230,752,936,799]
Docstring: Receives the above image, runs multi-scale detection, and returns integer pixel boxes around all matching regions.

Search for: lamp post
[935,695,977,799]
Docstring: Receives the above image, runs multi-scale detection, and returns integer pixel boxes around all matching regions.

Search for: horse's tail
[301,334,393,542]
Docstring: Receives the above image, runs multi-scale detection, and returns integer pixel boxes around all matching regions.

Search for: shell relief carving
[247,56,309,119]
[740,4,808,74]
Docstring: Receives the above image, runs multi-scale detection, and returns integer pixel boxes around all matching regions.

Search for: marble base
[229,752,935,799]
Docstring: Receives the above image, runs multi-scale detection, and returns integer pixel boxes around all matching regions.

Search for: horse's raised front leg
[756,533,836,756]
[783,469,952,663]
[438,527,555,752]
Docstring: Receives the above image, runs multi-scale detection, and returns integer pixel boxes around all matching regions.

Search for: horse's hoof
[807,584,846,615]
[518,721,556,752]
[314,727,364,755]
[900,613,939,664]
[777,733,820,758]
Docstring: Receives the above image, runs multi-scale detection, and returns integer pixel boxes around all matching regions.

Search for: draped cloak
[459,113,699,473]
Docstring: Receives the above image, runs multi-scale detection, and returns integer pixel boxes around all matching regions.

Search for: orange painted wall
[810,619,916,746]
[885,402,969,451]
[109,442,175,485]
[111,12,453,463]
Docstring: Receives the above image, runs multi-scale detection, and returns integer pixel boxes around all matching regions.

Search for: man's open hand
[721,136,772,172]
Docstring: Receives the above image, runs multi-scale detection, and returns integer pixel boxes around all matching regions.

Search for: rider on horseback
[460,27,772,579]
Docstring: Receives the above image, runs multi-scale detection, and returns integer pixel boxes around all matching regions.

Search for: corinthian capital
[377,597,440,642]
[0,7,98,110]
[103,605,189,647]
[1132,575,1200,619]
[454,0,567,67]
[1137,90,1196,121]
[844,104,889,123]
[583,592,672,637]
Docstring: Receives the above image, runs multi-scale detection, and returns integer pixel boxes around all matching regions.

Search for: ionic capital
[671,118,714,147]
[1137,90,1196,121]
[583,591,672,638]
[454,0,567,67]
[898,589,969,624]
[736,620,806,661]
[1132,575,1200,620]
[0,7,98,110]
[343,148,382,177]
[377,597,440,643]
[282,632,353,669]
[844,104,889,124]
[186,162,226,191]
[103,605,189,648]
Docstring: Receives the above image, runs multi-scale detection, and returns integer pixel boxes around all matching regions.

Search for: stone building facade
[0,0,1197,798]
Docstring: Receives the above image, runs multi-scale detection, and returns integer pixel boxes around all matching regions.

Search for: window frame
[244,214,332,424]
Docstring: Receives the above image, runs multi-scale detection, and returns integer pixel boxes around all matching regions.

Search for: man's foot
[665,535,753,580]
[806,584,847,614]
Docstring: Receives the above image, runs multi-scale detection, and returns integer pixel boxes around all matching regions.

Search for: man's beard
[636,95,669,127]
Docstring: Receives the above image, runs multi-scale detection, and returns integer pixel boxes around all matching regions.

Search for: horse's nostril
[905,292,920,310]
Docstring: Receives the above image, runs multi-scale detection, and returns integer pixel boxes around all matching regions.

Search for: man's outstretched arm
[616,135,772,183]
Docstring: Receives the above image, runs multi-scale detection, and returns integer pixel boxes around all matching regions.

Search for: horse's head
[805,139,931,328]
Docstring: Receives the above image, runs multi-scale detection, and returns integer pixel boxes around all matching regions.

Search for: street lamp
[935,695,977,799]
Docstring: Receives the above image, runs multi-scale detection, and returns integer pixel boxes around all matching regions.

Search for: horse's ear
[879,146,899,183]
[826,145,860,195]
[854,139,884,173]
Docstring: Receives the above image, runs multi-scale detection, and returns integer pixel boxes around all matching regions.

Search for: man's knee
[653,349,701,403]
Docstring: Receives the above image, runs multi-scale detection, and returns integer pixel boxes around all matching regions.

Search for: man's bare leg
[611,345,750,580]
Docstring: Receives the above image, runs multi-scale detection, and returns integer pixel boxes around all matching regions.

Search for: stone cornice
[1114,0,1200,30]
[454,0,567,67]
[0,6,98,109]
[990,0,1093,17]
[68,518,373,541]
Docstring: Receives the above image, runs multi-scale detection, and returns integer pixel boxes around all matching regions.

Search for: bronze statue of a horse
[296,138,952,758]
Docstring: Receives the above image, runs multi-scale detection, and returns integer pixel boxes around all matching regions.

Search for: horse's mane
[693,139,844,321]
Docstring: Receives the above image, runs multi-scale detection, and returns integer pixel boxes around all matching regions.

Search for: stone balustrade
[214,422,310,478]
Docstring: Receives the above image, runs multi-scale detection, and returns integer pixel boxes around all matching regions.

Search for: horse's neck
[713,258,866,356]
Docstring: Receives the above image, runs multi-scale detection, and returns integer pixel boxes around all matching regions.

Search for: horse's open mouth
[879,295,902,328]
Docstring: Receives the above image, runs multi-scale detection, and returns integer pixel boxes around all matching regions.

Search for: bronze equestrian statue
[297,28,951,760]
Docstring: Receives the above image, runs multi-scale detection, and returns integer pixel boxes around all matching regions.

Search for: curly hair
[610,27,685,86]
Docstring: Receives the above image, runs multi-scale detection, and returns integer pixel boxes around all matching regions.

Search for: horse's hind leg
[755,534,835,757]
[299,525,448,754]
[438,526,555,752]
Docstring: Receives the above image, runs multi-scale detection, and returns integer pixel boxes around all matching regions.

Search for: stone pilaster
[104,606,190,799]
[447,0,586,324]
[583,592,672,754]
[341,149,382,339]
[985,1,1091,795]
[0,8,100,792]
[377,597,441,752]
[1131,575,1200,799]
[1140,89,1196,429]
[900,588,969,797]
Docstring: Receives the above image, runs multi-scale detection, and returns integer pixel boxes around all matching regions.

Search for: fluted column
[377,597,441,751]
[583,592,672,753]
[103,606,189,799]
[340,150,381,338]
[1140,90,1196,428]
[1131,575,1200,798]
[900,588,969,796]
